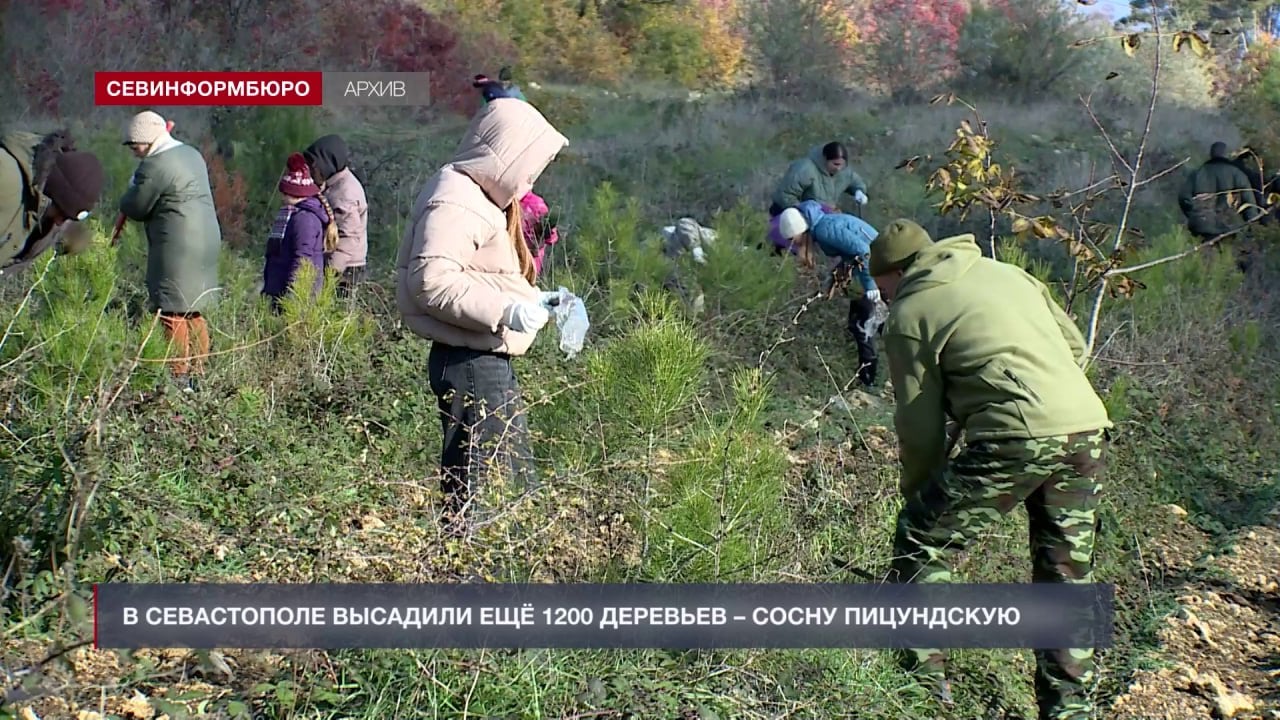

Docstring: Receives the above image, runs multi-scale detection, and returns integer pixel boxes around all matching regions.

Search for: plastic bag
[871,297,889,328]
[550,286,590,359]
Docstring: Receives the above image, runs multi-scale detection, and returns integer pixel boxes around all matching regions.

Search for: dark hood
[303,135,350,182]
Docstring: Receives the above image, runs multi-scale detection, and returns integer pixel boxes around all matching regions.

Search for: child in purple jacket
[262,152,338,313]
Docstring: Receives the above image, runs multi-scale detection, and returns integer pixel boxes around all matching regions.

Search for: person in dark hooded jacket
[1179,142,1262,239]
[0,130,104,280]
[303,134,368,297]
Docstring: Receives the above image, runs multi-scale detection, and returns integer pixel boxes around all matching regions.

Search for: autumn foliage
[2,0,1240,114]
[860,0,969,100]
[2,0,476,117]
[1213,33,1280,161]
[203,148,251,251]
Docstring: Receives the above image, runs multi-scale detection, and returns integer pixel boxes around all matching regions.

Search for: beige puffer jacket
[396,99,569,355]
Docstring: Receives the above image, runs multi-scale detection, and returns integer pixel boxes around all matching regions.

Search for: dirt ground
[1109,512,1280,720]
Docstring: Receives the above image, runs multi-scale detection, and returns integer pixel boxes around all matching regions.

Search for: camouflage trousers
[889,429,1109,720]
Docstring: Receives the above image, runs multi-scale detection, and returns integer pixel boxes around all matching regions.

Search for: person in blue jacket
[779,200,882,388]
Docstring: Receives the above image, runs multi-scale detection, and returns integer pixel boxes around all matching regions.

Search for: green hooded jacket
[1177,157,1261,237]
[771,145,868,210]
[0,132,52,275]
[120,141,222,314]
[882,234,1112,493]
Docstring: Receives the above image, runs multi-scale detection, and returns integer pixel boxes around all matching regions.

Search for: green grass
[2,87,1279,719]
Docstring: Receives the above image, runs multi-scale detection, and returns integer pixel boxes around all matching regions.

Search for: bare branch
[1082,2,1167,368]
[1135,158,1190,186]
[1105,224,1250,276]
[1080,95,1133,174]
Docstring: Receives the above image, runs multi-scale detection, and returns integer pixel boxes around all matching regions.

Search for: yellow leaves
[1110,275,1147,298]
[1122,33,1142,57]
[1173,30,1210,58]
[1010,214,1070,240]
[1030,217,1058,239]
[1066,240,1095,261]
[895,154,926,171]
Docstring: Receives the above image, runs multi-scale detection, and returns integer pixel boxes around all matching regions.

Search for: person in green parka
[769,141,868,217]
[870,220,1113,720]
[0,130,105,279]
[119,110,222,389]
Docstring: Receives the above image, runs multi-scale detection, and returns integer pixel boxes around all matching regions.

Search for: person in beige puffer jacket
[396,98,569,531]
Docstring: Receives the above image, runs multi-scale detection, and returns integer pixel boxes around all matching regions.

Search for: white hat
[123,110,166,146]
[778,208,808,239]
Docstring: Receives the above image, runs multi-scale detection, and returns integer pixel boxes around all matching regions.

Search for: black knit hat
[43,151,105,218]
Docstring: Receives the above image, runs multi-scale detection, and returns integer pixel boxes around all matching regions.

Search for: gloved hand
[501,300,550,332]
[691,246,707,264]
[854,190,868,206]
[865,288,881,303]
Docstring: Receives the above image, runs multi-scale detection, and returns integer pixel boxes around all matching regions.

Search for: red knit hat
[278,152,319,197]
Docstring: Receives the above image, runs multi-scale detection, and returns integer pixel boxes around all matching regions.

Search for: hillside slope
[2,89,1278,720]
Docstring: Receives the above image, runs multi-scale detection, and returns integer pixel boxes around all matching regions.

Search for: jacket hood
[146,132,182,157]
[806,145,833,175]
[304,134,350,181]
[796,200,826,228]
[894,233,981,302]
[450,98,569,209]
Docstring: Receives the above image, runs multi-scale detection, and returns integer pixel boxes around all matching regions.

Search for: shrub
[570,182,672,322]
[1,0,169,118]
[861,0,969,102]
[743,0,861,93]
[693,201,798,316]
[615,0,747,87]
[1217,35,1280,160]
[433,0,630,85]
[0,231,169,412]
[268,263,378,386]
[204,147,251,251]
[643,427,789,581]
[584,291,709,445]
[219,107,320,232]
[954,0,1099,99]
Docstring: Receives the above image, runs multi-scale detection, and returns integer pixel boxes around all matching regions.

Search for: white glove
[865,288,881,303]
[691,246,706,264]
[854,190,868,206]
[501,301,549,333]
